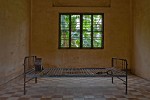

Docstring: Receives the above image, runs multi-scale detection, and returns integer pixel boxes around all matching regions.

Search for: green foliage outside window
[59,13,104,49]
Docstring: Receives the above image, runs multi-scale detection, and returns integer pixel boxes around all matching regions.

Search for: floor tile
[0,75,149,100]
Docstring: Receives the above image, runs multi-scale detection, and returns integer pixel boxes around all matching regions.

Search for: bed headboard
[112,57,128,70]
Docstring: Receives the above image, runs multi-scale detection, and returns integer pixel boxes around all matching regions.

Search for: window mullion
[80,14,83,48]
[59,14,61,48]
[91,15,93,48]
[102,14,104,49]
[69,15,71,48]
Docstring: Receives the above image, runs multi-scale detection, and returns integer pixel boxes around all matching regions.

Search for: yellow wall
[31,0,132,68]
[132,0,150,80]
[0,0,149,84]
[0,0,30,84]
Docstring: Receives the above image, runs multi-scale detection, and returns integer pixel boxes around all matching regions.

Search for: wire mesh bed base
[26,67,126,78]
[23,56,128,95]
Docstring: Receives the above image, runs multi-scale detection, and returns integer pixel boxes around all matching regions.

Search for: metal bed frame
[23,56,128,95]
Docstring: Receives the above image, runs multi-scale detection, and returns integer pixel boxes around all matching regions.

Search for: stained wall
[0,0,30,85]
[1,0,150,84]
[31,0,132,68]
[132,0,150,80]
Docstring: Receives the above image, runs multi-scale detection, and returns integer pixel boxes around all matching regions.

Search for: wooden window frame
[59,13,104,49]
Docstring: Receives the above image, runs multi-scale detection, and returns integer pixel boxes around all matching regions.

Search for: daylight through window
[59,13,104,49]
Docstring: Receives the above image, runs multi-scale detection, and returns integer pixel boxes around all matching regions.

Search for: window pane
[71,32,80,47]
[83,32,91,38]
[93,15,103,31]
[60,15,70,48]
[61,39,69,47]
[71,38,80,47]
[71,31,80,38]
[83,15,91,23]
[61,31,69,38]
[93,15,102,23]
[93,39,102,48]
[93,24,102,31]
[71,15,80,31]
[83,38,91,47]
[83,15,91,48]
[93,32,102,38]
[83,15,91,31]
[61,15,69,30]
[71,15,80,48]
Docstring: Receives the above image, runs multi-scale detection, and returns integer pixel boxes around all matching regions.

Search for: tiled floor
[0,75,150,100]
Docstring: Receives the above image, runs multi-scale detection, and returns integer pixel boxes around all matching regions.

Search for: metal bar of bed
[23,56,128,95]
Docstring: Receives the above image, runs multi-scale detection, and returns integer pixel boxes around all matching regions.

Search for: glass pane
[70,15,80,48]
[61,15,69,30]
[83,38,91,47]
[83,32,91,38]
[93,39,102,48]
[71,32,80,38]
[93,15,102,23]
[60,15,70,48]
[71,38,80,47]
[61,31,69,39]
[71,32,80,48]
[71,15,80,31]
[93,32,102,38]
[61,25,69,30]
[83,15,91,23]
[61,39,69,47]
[93,15,103,31]
[93,24,102,31]
[83,15,91,31]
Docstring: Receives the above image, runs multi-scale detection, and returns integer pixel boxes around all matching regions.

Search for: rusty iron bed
[23,56,128,95]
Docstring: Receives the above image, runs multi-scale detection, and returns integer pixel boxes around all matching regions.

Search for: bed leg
[24,82,26,95]
[24,73,26,95]
[111,70,113,84]
[126,84,127,95]
[125,74,128,95]
[125,61,128,95]
[35,77,37,83]
[24,64,26,95]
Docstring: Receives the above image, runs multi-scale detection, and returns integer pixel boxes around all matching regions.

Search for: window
[59,13,104,49]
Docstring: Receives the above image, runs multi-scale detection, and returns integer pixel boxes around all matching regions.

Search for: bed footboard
[111,57,128,94]
[23,56,42,95]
